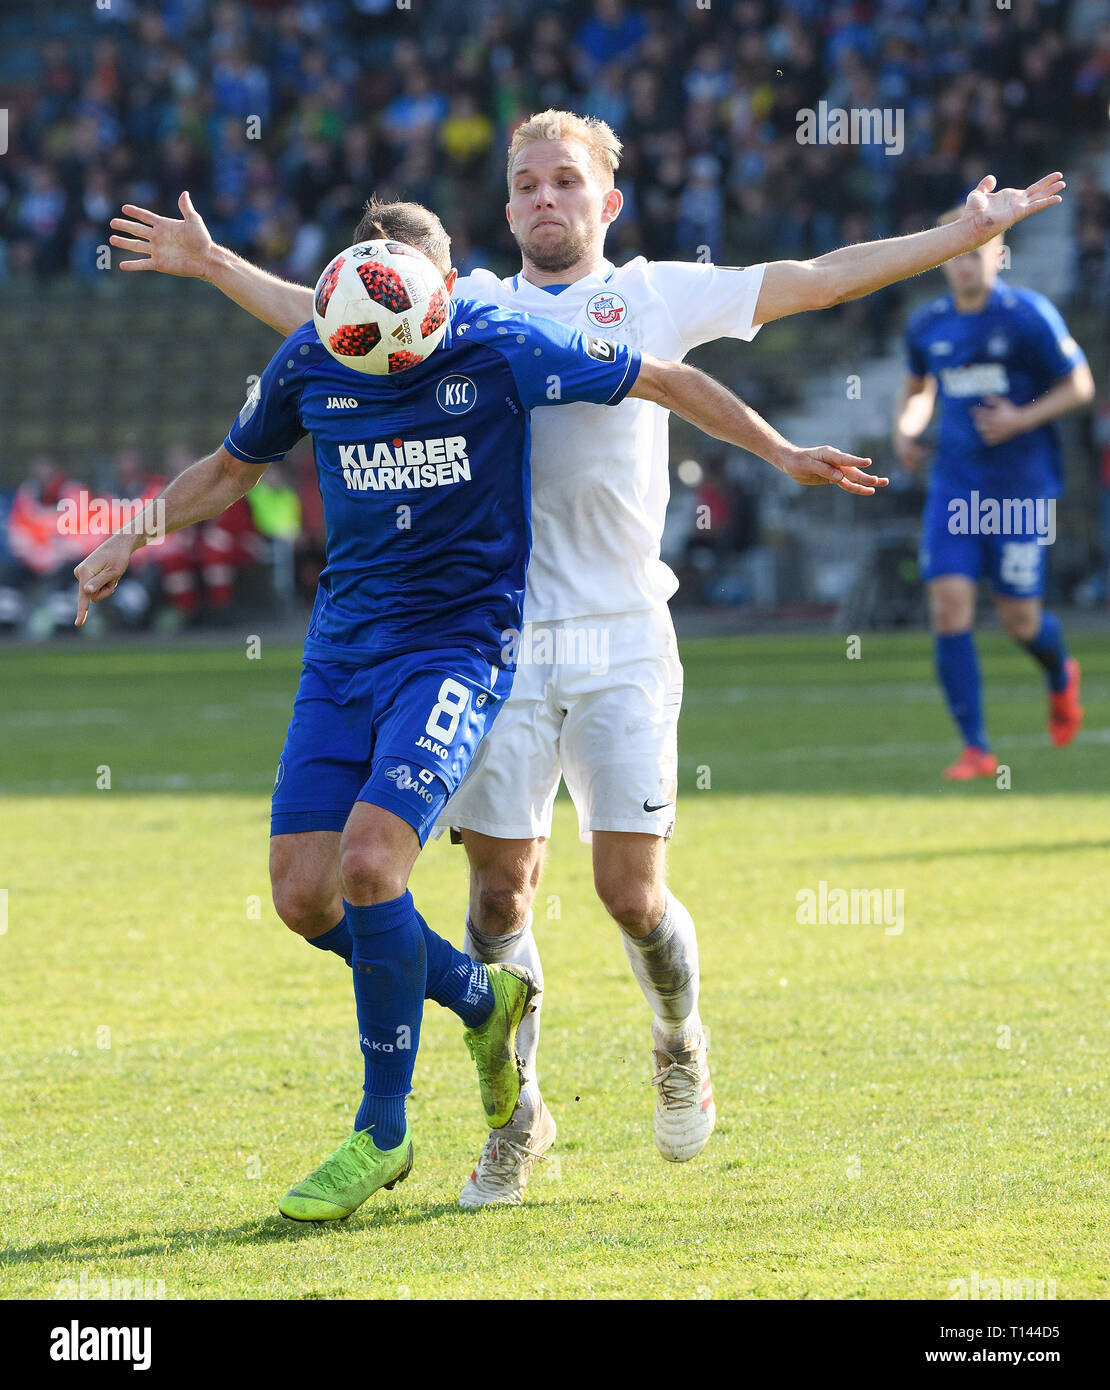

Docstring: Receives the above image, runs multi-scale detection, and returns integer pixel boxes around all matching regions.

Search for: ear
[444,268,459,296]
[505,200,514,233]
[601,187,623,226]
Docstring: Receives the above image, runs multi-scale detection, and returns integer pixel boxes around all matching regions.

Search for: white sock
[464,913,544,1120]
[621,891,701,1051]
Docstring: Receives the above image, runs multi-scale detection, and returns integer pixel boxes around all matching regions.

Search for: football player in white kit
[109,114,1064,1205]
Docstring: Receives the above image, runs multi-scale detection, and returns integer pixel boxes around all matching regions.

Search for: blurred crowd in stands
[1,0,1109,629]
[3,0,1109,291]
[0,445,323,636]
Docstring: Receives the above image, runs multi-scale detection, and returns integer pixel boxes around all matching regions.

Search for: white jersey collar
[510,261,616,297]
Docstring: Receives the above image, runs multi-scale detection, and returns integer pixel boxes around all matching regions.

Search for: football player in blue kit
[74,202,884,1221]
[894,207,1094,780]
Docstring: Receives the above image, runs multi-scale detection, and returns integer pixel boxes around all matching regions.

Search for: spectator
[573,0,647,79]
[0,0,1100,285]
[440,94,494,177]
[7,456,85,582]
[246,461,302,610]
[382,71,449,161]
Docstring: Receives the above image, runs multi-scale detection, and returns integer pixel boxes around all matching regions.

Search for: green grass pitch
[1,631,1106,1299]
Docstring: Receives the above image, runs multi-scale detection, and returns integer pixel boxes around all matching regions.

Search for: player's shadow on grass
[2,1202,469,1268]
[5,1187,624,1272]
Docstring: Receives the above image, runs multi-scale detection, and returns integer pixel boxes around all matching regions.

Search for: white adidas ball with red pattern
[312,240,449,375]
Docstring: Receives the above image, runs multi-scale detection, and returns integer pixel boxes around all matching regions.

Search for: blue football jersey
[225,297,640,664]
[904,283,1086,498]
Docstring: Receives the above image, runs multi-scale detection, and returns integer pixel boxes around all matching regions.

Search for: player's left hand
[971,395,1029,445]
[782,446,889,495]
[73,533,135,627]
[964,172,1065,238]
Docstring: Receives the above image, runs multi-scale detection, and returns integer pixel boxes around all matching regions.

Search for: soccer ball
[312,240,449,375]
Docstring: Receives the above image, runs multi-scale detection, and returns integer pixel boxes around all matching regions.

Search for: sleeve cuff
[608,349,641,405]
[223,434,286,466]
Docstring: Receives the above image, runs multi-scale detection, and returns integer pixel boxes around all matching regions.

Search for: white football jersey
[454,257,766,623]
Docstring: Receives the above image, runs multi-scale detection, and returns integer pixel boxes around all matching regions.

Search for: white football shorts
[437,607,683,843]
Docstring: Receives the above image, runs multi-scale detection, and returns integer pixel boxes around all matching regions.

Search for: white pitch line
[3,730,1105,793]
[0,694,291,729]
[681,728,1110,764]
[683,680,1108,706]
[0,771,260,793]
[0,709,130,728]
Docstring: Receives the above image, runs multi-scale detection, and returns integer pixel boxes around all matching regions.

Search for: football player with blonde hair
[110,112,1065,1205]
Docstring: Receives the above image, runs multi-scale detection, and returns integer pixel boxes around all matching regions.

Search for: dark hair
[352,198,452,275]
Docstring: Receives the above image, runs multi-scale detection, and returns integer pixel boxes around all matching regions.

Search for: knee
[931,601,969,637]
[1001,608,1039,643]
[595,875,660,932]
[929,584,972,636]
[339,842,408,905]
[474,879,535,935]
[270,876,334,938]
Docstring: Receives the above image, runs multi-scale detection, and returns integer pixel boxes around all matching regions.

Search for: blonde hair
[507,109,623,190]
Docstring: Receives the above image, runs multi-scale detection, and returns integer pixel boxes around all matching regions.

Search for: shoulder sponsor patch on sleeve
[238,379,262,427]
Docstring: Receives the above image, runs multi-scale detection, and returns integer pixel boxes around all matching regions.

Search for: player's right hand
[893,431,927,471]
[73,535,135,627]
[109,191,212,278]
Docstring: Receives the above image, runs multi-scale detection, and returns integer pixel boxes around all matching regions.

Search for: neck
[953,284,992,314]
[520,250,608,288]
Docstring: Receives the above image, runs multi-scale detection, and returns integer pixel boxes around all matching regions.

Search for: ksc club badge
[586,291,627,329]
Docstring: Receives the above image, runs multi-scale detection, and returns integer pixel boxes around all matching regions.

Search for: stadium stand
[1,0,1107,631]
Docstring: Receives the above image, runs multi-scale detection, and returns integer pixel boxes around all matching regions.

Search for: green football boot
[463,963,539,1130]
[279,1128,413,1222]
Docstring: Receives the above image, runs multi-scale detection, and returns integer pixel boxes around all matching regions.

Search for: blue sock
[1021,612,1069,693]
[303,909,492,1025]
[935,631,988,748]
[419,910,494,1027]
[346,892,426,1149]
[306,918,353,965]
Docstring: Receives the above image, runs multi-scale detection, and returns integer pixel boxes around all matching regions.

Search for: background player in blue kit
[73,203,883,1221]
[894,207,1094,781]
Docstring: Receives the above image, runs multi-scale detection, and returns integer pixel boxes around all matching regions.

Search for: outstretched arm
[630,355,888,494]
[110,192,313,337]
[74,446,265,626]
[753,173,1066,326]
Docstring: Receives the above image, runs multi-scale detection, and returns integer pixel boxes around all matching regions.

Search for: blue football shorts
[271,648,512,845]
[919,482,1052,599]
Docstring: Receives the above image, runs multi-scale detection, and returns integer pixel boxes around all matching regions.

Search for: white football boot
[458,1104,557,1208]
[651,1020,716,1162]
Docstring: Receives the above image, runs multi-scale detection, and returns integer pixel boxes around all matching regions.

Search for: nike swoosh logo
[643,799,673,813]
